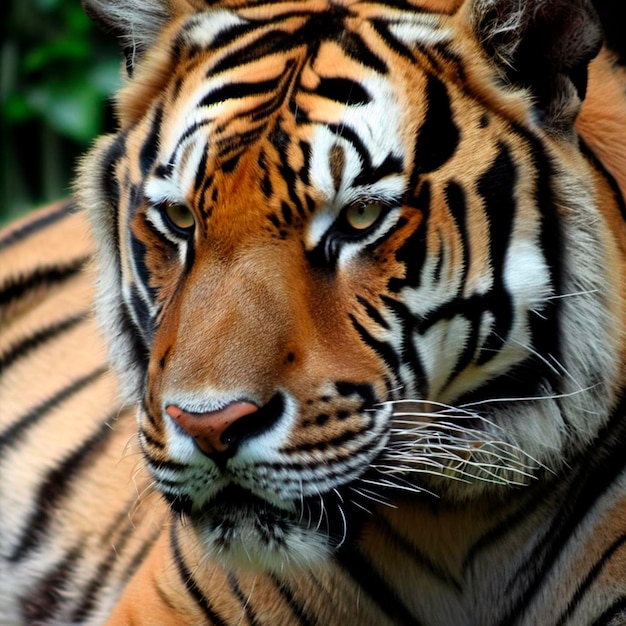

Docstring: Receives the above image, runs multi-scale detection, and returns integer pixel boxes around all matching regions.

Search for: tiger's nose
[166,401,260,459]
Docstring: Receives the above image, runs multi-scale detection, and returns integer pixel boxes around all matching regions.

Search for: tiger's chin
[174,486,334,573]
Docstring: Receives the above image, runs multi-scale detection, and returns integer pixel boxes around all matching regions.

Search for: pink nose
[166,401,259,456]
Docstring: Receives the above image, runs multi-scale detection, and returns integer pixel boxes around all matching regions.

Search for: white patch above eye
[144,173,185,208]
[304,70,408,251]
[181,9,248,48]
[386,14,452,47]
[306,70,405,190]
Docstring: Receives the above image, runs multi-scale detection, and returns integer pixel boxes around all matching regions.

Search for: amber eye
[344,201,384,232]
[160,202,195,234]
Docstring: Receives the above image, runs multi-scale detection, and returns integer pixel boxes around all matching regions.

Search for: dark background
[0,0,624,227]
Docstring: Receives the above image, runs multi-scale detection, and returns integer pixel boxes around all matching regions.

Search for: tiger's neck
[343,400,626,624]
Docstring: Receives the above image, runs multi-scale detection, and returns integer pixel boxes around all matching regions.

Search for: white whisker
[459,385,597,410]
[335,503,348,549]
[545,289,598,301]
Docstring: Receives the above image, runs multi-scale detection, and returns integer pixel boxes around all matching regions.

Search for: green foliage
[1,0,121,225]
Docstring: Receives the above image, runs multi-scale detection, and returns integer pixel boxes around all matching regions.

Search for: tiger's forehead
[173,0,455,46]
[143,1,462,207]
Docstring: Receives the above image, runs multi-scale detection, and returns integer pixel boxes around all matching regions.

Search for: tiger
[2,0,626,623]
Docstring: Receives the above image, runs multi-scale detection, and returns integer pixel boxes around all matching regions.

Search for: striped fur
[2,0,626,623]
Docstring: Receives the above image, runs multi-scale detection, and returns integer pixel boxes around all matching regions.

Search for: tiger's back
[3,0,626,624]
[0,203,167,623]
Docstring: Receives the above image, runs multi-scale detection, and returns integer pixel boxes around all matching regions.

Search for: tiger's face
[81,0,619,570]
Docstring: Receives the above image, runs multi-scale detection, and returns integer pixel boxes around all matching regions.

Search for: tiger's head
[78,0,626,571]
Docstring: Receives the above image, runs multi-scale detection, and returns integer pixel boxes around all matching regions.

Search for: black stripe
[170,524,227,625]
[579,140,626,223]
[20,544,83,623]
[474,142,516,363]
[388,180,430,292]
[119,299,150,370]
[380,295,428,395]
[271,122,308,223]
[207,21,261,51]
[334,29,388,74]
[477,142,517,283]
[128,227,157,322]
[371,19,416,62]
[200,76,283,108]
[161,491,194,517]
[139,104,164,176]
[0,367,108,454]
[337,545,423,625]
[326,122,403,188]
[210,27,295,76]
[70,515,138,622]
[298,143,312,189]
[101,498,142,546]
[9,415,117,562]
[436,181,481,386]
[130,233,157,302]
[269,575,316,626]
[215,126,267,162]
[411,74,459,181]
[591,596,626,626]
[227,572,263,626]
[0,257,88,309]
[497,394,626,625]
[259,151,274,198]
[0,311,89,374]
[195,144,211,215]
[250,61,297,123]
[349,313,401,378]
[356,295,389,330]
[555,533,626,626]
[145,455,189,473]
[374,513,462,590]
[365,0,452,11]
[306,77,371,106]
[445,181,469,286]
[0,201,76,250]
[364,215,409,257]
[353,153,404,188]
[509,124,562,377]
[281,201,293,226]
[140,426,165,450]
[168,120,211,168]
[461,482,552,574]
[100,132,128,210]
[154,569,183,614]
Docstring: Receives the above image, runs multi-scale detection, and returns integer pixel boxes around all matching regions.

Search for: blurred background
[1,0,120,226]
[1,0,624,227]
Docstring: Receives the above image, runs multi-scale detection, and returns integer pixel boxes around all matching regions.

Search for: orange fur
[3,1,626,624]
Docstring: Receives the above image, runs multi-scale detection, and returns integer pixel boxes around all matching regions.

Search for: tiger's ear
[469,0,603,133]
[81,0,196,75]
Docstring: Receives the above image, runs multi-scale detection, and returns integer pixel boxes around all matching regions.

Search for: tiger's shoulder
[578,47,626,203]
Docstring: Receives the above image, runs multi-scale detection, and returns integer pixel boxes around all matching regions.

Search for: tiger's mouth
[195,486,296,539]
[168,485,347,570]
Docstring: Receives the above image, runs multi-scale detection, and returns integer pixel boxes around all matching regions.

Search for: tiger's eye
[345,202,384,231]
[163,203,195,233]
